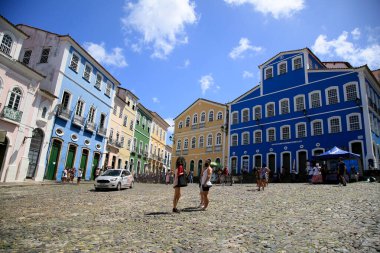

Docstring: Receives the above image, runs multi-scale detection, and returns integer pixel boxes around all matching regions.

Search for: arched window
[1,34,13,55]
[185,116,190,127]
[217,112,223,120]
[191,137,196,148]
[231,134,238,146]
[176,140,182,150]
[200,112,206,122]
[208,110,214,122]
[254,130,262,143]
[42,107,48,119]
[178,121,183,129]
[184,138,189,149]
[193,113,198,124]
[242,132,250,145]
[7,87,22,110]
[216,133,222,145]
[207,134,213,146]
[199,136,204,148]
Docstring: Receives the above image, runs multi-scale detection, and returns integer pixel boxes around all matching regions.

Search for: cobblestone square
[0,182,379,252]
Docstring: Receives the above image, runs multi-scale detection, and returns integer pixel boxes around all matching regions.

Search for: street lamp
[302,109,310,121]
[221,124,228,134]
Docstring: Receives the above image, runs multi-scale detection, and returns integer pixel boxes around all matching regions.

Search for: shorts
[202,186,210,192]
[77,177,82,182]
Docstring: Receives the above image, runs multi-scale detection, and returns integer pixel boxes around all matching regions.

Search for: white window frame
[265,102,275,117]
[88,106,96,123]
[83,63,92,82]
[216,133,222,145]
[309,90,322,109]
[292,56,303,70]
[253,130,262,144]
[207,134,213,147]
[6,86,23,110]
[280,125,291,140]
[266,128,276,142]
[232,111,239,124]
[265,66,273,79]
[200,111,206,122]
[199,135,204,148]
[185,116,190,127]
[279,98,290,115]
[75,99,85,117]
[217,111,223,120]
[343,82,359,101]
[295,122,307,138]
[278,61,287,75]
[183,138,189,150]
[69,52,80,72]
[325,86,340,105]
[241,108,250,123]
[0,33,14,56]
[178,121,183,129]
[208,110,214,122]
[311,119,324,136]
[231,134,238,147]
[241,131,250,145]
[176,140,182,150]
[95,73,103,90]
[346,113,362,131]
[253,105,262,120]
[193,113,198,124]
[105,82,112,97]
[294,94,305,112]
[191,137,196,149]
[328,116,342,134]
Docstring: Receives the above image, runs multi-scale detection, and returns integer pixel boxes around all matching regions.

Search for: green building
[130,103,152,175]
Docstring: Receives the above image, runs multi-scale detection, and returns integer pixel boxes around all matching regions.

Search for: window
[242,109,249,122]
[296,123,306,138]
[326,87,339,105]
[83,64,92,82]
[309,91,321,108]
[185,116,190,127]
[105,83,111,96]
[129,120,134,131]
[123,116,128,127]
[280,99,290,114]
[199,136,204,148]
[242,132,249,145]
[242,156,249,173]
[200,112,206,122]
[95,73,102,89]
[231,157,237,172]
[267,128,275,142]
[176,140,181,150]
[312,120,323,136]
[178,121,183,129]
[217,112,223,120]
[344,83,358,101]
[113,106,117,115]
[41,107,48,118]
[1,34,13,55]
[329,117,341,133]
[69,53,80,72]
[232,112,239,124]
[119,108,123,119]
[216,133,222,145]
[281,126,291,140]
[265,67,273,79]
[231,134,238,146]
[191,137,196,149]
[100,114,106,129]
[7,87,22,110]
[88,106,96,123]
[254,130,262,143]
[347,114,361,131]
[207,134,213,146]
[292,56,303,70]
[193,114,198,124]
[266,103,275,117]
[294,95,305,112]
[75,100,84,116]
[184,139,189,149]
[253,106,261,120]
[278,62,287,75]
[22,50,32,65]
[109,128,114,141]
[39,48,50,63]
[208,110,214,122]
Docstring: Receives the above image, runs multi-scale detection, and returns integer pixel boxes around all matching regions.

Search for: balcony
[1,106,23,123]
[214,145,222,152]
[116,141,123,148]
[130,147,136,156]
[158,156,162,161]
[97,126,107,137]
[57,107,71,120]
[176,150,181,156]
[206,146,213,153]
[85,121,97,133]
[199,122,205,128]
[182,149,189,155]
[191,124,198,130]
[72,114,85,127]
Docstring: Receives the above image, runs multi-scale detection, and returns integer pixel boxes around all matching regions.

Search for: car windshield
[102,170,121,177]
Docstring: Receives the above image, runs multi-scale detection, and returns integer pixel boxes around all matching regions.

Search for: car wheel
[130,181,134,189]
[95,187,99,191]
[116,183,121,191]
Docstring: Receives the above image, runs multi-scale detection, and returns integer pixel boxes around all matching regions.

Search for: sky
[3,0,380,138]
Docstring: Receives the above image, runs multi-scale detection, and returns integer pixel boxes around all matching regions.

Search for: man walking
[337,157,347,186]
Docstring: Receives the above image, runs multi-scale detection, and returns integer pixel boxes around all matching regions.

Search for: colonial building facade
[17,25,119,181]
[172,98,229,177]
[0,16,47,182]
[229,48,380,177]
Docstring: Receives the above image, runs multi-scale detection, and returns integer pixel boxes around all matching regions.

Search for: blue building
[229,48,380,179]
[18,25,120,181]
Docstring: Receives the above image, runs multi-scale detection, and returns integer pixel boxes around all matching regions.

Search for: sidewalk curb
[0,181,94,188]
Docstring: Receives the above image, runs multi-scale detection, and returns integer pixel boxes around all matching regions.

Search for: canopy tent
[313,146,360,160]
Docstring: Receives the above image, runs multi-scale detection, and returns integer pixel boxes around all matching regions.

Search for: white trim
[198,135,204,148]
[266,152,276,172]
[200,111,206,123]
[294,94,306,112]
[230,156,238,174]
[191,136,196,149]
[292,56,303,71]
[325,86,340,105]
[277,61,287,75]
[253,105,262,120]
[295,122,307,138]
[231,134,238,147]
[327,116,342,134]
[311,119,323,136]
[296,149,308,173]
[311,148,325,156]
[266,127,276,142]
[265,66,273,80]
[241,155,250,173]
[241,131,250,145]
[346,113,362,131]
[253,154,262,168]
[308,90,322,109]
[265,102,275,118]
[69,51,81,73]
[206,133,213,147]
[343,81,359,101]
[280,151,292,174]
[193,113,198,124]
[241,108,250,123]
[217,111,223,120]
[231,111,239,124]
[280,125,291,140]
[279,98,290,115]
[253,129,262,144]
[208,109,214,122]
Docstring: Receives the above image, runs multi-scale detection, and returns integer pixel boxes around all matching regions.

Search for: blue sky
[3,0,380,136]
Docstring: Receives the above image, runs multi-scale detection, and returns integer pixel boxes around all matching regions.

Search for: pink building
[0,16,54,182]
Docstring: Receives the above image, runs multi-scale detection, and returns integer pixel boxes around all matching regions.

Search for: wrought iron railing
[1,106,23,122]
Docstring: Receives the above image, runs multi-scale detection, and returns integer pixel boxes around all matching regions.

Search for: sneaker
[200,207,206,211]
[172,208,180,213]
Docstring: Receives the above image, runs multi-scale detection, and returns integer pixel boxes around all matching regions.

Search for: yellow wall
[149,118,168,173]
[171,99,229,177]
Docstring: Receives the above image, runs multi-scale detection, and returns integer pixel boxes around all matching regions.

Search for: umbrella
[313,146,360,160]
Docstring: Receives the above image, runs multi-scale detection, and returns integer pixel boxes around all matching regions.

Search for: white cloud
[199,74,215,95]
[225,0,305,19]
[184,59,190,68]
[122,0,197,59]
[351,28,361,40]
[243,70,254,79]
[165,117,174,135]
[312,31,380,69]
[152,97,160,103]
[83,42,128,67]
[229,38,262,59]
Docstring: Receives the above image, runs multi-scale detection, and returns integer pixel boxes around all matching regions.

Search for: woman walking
[200,159,213,211]
[172,157,187,213]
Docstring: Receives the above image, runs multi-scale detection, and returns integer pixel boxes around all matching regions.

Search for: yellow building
[105,87,138,169]
[171,98,229,178]
[148,111,170,174]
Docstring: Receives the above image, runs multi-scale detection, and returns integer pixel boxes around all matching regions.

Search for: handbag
[178,174,188,187]
[206,181,212,188]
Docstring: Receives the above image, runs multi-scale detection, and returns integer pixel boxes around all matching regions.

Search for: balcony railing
[72,114,85,127]
[214,145,222,152]
[206,146,213,153]
[199,122,205,128]
[85,121,96,132]
[116,141,123,148]
[97,126,107,137]
[176,150,181,156]
[191,124,198,130]
[1,106,23,123]
[57,107,71,120]
[182,149,189,155]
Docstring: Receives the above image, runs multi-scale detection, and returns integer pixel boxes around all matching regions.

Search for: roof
[137,103,153,118]
[16,24,120,86]
[228,84,260,105]
[173,98,227,120]
[39,88,58,99]
[1,15,29,39]
[150,111,170,129]
[117,86,139,101]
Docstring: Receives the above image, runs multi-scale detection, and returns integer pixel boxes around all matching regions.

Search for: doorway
[351,141,364,174]
[46,139,62,180]
[80,149,89,180]
[297,151,307,182]
[26,129,44,178]
[281,152,291,178]
[0,136,9,179]
[91,152,100,180]
[268,154,276,173]
[65,144,77,169]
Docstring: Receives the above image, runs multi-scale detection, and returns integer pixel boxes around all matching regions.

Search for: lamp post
[302,109,310,121]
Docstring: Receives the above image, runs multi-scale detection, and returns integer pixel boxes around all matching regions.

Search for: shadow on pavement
[145,211,171,216]
[180,207,202,212]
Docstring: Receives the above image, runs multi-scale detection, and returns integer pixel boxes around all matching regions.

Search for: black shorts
[202,186,210,192]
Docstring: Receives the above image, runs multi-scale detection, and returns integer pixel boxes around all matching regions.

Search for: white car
[94,169,134,191]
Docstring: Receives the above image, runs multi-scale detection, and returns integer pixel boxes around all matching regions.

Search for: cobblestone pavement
[0,182,379,253]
